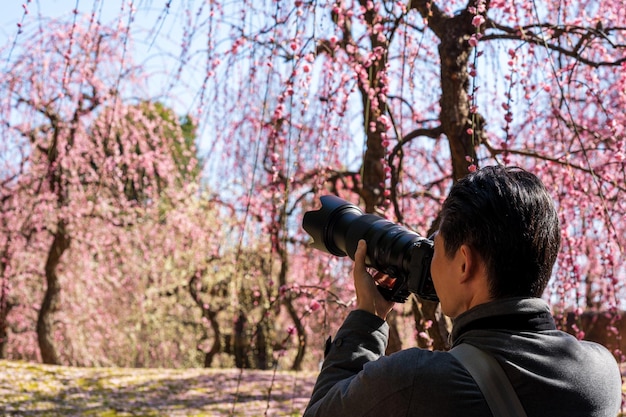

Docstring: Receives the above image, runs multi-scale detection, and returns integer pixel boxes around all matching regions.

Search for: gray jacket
[304,298,622,416]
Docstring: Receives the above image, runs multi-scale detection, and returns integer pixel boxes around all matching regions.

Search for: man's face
[430,232,464,318]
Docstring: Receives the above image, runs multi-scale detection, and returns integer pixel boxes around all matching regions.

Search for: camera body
[302,195,438,303]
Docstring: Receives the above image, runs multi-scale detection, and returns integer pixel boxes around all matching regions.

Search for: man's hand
[353,240,395,320]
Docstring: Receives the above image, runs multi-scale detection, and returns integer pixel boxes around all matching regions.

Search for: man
[304,166,622,417]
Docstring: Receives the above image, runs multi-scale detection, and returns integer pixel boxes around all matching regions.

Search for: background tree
[192,0,625,355]
[189,247,280,369]
[0,17,202,364]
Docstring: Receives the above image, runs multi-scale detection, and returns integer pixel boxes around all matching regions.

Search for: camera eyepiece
[302,195,438,303]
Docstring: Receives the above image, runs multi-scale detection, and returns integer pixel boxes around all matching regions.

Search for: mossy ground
[0,360,316,416]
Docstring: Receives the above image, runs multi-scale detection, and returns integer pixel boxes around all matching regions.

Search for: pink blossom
[379,114,392,128]
[279,285,288,297]
[309,299,321,312]
[472,15,485,28]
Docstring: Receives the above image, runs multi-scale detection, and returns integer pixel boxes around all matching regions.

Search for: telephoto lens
[302,195,438,303]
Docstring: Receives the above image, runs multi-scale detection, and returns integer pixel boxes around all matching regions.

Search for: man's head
[435,166,561,304]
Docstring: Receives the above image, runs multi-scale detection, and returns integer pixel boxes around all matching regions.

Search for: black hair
[438,165,561,298]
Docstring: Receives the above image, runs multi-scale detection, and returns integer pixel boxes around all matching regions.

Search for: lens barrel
[302,195,438,303]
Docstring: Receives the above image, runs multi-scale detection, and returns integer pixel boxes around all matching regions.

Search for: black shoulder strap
[449,343,528,417]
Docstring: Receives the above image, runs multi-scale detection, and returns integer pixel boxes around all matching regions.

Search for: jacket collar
[451,297,557,344]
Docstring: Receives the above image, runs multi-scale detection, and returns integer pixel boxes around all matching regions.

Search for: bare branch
[482,140,626,193]
[484,20,626,67]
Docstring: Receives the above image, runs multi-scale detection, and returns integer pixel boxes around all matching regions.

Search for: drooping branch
[387,125,444,222]
[484,21,626,67]
[482,139,626,194]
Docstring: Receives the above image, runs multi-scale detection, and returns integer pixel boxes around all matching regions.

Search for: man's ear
[458,244,475,283]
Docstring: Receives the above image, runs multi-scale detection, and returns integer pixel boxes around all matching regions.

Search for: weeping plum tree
[0,17,200,364]
[187,0,625,361]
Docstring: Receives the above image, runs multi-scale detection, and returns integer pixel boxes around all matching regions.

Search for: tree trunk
[233,310,251,369]
[357,0,390,212]
[0,304,11,359]
[274,222,307,371]
[411,297,453,349]
[385,310,403,354]
[0,296,16,359]
[411,1,483,179]
[203,309,221,368]
[37,222,70,364]
[0,224,20,360]
[284,298,307,370]
[0,245,11,359]
[406,1,486,351]
[254,320,270,370]
[188,273,223,368]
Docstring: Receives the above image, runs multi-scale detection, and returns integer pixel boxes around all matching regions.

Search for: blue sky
[1,1,228,160]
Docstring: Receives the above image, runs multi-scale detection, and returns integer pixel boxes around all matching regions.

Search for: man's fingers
[354,240,374,286]
[354,240,367,270]
[352,239,395,319]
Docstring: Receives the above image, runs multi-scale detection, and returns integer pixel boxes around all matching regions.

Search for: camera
[302,195,438,303]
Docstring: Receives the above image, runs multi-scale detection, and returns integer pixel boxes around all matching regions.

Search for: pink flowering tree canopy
[0,0,624,369]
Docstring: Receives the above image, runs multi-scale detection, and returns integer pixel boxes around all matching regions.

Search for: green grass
[0,360,317,416]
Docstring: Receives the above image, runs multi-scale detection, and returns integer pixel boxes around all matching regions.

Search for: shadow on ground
[0,360,317,416]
